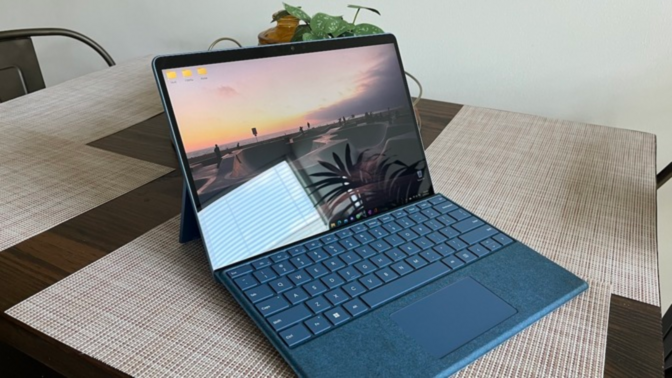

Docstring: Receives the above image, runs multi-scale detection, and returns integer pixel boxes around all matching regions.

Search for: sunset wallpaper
[165,42,431,230]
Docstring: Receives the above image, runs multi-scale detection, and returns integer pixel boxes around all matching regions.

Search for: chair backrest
[0,28,115,103]
[664,304,671,373]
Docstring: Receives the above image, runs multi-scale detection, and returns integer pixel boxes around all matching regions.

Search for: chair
[662,162,672,377]
[0,28,115,103]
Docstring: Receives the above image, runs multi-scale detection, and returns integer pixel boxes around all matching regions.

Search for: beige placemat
[6,216,611,377]
[426,106,658,306]
[0,56,172,251]
[0,55,164,145]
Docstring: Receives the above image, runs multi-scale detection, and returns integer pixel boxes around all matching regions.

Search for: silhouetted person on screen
[214,144,222,168]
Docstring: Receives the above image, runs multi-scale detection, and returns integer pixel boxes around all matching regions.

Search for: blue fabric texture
[217,241,587,378]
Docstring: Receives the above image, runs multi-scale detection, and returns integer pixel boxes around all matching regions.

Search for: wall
[3,0,671,311]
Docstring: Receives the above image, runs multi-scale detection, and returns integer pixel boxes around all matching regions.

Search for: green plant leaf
[347,5,381,16]
[302,32,317,41]
[332,21,354,37]
[353,23,384,36]
[283,3,311,22]
[311,13,345,35]
[291,24,311,42]
[271,10,290,23]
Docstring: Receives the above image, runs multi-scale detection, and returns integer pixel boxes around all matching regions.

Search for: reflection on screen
[165,43,432,270]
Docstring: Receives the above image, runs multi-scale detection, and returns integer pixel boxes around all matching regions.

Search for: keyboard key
[421,208,441,219]
[253,268,278,283]
[342,281,367,297]
[396,217,416,228]
[234,275,258,290]
[288,270,311,286]
[399,229,419,241]
[321,273,345,289]
[420,250,442,262]
[227,264,253,278]
[308,249,329,262]
[260,304,301,334]
[429,196,447,205]
[426,231,447,244]
[413,237,434,250]
[284,287,309,305]
[304,240,323,250]
[375,267,399,283]
[434,201,457,214]
[371,254,393,268]
[383,222,402,233]
[411,224,431,236]
[380,214,394,223]
[417,201,432,209]
[436,214,456,226]
[449,209,471,221]
[442,255,465,270]
[305,315,331,335]
[271,251,290,263]
[324,288,350,306]
[439,226,459,239]
[384,234,405,247]
[288,246,307,256]
[371,240,392,253]
[339,251,362,265]
[354,232,375,244]
[468,244,490,257]
[424,219,444,231]
[391,261,413,276]
[393,210,407,218]
[290,255,313,269]
[385,248,407,261]
[337,229,354,238]
[360,274,383,290]
[280,324,312,347]
[320,234,339,245]
[409,213,428,224]
[305,295,331,313]
[361,262,450,308]
[405,206,420,214]
[303,281,328,297]
[338,266,362,281]
[456,250,477,263]
[343,299,369,317]
[339,237,360,250]
[460,225,498,245]
[351,224,367,233]
[369,226,389,238]
[481,239,502,251]
[252,258,272,269]
[493,233,514,246]
[245,284,274,303]
[452,217,484,233]
[323,243,346,256]
[306,264,328,279]
[400,242,422,255]
[354,261,376,274]
[355,246,376,259]
[366,219,382,228]
[447,238,468,251]
[324,306,351,325]
[406,255,428,269]
[257,295,290,317]
[272,261,295,276]
[433,243,455,257]
[269,277,293,293]
[323,256,346,271]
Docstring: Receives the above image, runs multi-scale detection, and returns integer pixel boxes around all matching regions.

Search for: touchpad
[390,277,517,358]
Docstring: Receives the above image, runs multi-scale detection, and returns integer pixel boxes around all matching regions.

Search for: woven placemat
[426,106,658,306]
[0,56,172,251]
[6,216,611,377]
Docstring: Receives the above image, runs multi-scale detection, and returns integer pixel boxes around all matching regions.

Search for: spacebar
[361,262,450,308]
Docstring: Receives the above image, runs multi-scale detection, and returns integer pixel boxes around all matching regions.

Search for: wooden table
[0,99,663,377]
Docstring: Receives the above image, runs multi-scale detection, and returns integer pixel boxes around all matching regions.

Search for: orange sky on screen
[165,45,392,153]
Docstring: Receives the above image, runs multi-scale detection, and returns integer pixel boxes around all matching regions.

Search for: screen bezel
[153,34,435,270]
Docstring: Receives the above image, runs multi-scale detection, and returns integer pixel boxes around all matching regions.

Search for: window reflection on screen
[165,43,432,270]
